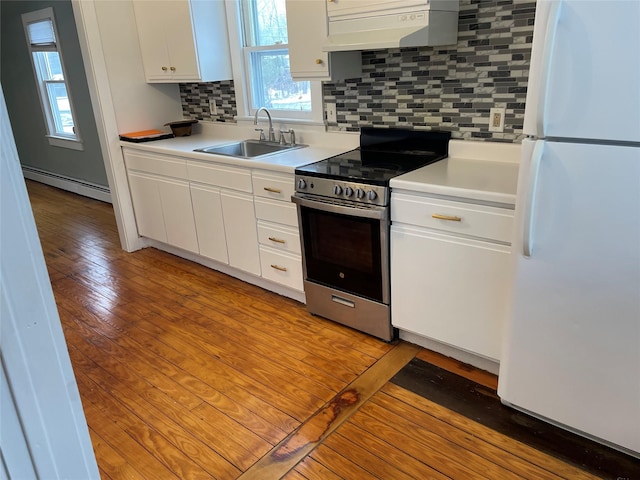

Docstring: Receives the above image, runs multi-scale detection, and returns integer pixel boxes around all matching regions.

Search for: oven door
[292,194,389,304]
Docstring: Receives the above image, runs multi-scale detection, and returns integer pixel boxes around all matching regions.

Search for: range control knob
[344,186,354,197]
[297,178,307,190]
[333,185,343,195]
[367,190,378,201]
[356,188,366,199]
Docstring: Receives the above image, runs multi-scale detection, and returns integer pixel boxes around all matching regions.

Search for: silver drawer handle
[331,295,355,308]
[432,213,462,222]
[268,236,286,244]
[270,264,287,272]
[263,187,282,193]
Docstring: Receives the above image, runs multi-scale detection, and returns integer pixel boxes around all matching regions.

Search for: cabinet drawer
[187,161,252,192]
[252,171,295,201]
[257,221,301,254]
[259,246,303,291]
[124,149,188,179]
[391,193,514,244]
[254,196,298,227]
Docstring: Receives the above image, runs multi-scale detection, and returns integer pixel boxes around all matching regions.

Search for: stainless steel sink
[194,139,305,159]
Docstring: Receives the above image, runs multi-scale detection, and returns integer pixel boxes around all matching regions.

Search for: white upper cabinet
[285,0,361,81]
[132,0,232,83]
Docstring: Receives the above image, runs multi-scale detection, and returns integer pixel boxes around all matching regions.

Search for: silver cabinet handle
[432,213,462,222]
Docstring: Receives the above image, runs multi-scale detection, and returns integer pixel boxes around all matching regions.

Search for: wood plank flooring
[26,180,606,479]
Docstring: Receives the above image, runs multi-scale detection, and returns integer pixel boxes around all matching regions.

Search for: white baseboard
[22,166,111,203]
[399,330,500,375]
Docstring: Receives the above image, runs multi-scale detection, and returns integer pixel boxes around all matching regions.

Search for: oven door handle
[291,194,388,220]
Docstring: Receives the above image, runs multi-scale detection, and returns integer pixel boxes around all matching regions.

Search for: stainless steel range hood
[322,2,459,52]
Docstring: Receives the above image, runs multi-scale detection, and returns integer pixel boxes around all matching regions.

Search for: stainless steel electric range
[292,128,450,341]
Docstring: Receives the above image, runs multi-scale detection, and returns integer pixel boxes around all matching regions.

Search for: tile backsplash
[180,81,237,123]
[180,0,536,143]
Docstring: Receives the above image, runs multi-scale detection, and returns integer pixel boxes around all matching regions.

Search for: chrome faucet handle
[279,129,296,146]
[254,128,265,141]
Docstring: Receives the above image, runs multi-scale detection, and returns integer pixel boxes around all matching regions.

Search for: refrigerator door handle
[523,142,544,258]
[536,0,563,138]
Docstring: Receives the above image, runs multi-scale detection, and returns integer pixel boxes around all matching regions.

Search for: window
[22,8,82,150]
[241,0,312,119]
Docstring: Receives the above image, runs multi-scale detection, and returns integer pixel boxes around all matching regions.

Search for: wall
[1,0,108,186]
[179,0,535,143]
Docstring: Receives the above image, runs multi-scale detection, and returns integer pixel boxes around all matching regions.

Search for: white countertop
[390,140,521,205]
[120,121,359,173]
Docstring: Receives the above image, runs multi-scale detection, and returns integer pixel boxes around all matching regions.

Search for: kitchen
[1,0,640,478]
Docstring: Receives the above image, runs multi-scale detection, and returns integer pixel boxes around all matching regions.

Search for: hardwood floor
[27,180,605,480]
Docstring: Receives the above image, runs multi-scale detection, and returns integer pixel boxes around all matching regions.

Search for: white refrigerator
[498,0,640,457]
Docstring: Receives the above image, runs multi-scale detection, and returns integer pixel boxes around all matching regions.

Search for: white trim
[399,330,500,375]
[46,135,84,151]
[22,166,111,203]
[71,0,144,253]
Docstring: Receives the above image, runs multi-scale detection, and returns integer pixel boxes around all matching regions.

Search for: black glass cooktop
[296,128,451,186]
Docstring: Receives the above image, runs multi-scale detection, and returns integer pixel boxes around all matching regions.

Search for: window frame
[224,0,324,125]
[22,7,83,151]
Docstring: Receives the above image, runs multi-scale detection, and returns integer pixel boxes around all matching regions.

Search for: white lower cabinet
[124,147,303,295]
[252,170,303,291]
[187,160,260,276]
[390,191,514,360]
[127,171,199,253]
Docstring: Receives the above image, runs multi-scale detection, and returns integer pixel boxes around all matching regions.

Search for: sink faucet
[254,107,275,142]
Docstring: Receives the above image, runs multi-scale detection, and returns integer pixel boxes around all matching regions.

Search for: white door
[191,183,229,264]
[500,140,640,453]
[1,86,99,478]
[158,176,199,253]
[524,0,640,142]
[127,171,167,243]
[220,190,261,276]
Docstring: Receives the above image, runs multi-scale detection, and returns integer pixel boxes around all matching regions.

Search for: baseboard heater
[22,166,111,204]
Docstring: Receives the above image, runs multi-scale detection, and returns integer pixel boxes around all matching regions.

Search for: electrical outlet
[489,107,505,132]
[326,103,337,123]
[209,99,218,116]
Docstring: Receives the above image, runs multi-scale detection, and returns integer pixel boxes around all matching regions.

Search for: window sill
[47,136,84,151]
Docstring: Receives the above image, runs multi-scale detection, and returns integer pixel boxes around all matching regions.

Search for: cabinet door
[132,0,200,82]
[163,0,200,81]
[157,177,199,253]
[127,172,166,243]
[391,224,510,360]
[286,0,330,79]
[132,1,172,81]
[220,190,261,276]
[285,0,361,81]
[190,183,228,264]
